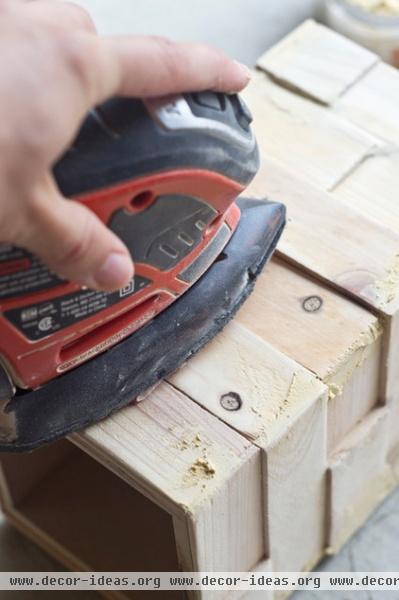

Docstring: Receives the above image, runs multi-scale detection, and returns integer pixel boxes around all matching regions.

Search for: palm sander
[0,91,285,452]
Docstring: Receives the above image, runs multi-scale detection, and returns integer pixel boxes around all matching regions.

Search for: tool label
[4,276,150,341]
[0,245,63,301]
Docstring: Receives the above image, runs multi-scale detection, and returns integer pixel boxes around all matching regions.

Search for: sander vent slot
[59,295,160,365]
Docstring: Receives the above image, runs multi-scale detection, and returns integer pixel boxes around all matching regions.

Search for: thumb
[19,176,134,291]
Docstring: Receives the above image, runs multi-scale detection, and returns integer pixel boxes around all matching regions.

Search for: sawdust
[370,254,399,308]
[185,458,216,485]
[176,433,203,451]
[328,383,344,400]
[173,429,217,489]
[324,321,382,392]
[273,372,299,420]
[347,0,399,15]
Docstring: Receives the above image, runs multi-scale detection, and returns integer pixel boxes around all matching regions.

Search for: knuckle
[58,33,95,89]
[61,2,97,32]
[11,112,55,166]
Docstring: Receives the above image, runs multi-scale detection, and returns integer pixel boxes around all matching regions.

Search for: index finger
[79,34,251,105]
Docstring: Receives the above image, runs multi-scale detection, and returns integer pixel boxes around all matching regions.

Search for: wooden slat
[327,54,399,454]
[326,337,382,454]
[237,259,380,380]
[235,259,382,453]
[382,314,399,449]
[257,20,377,105]
[247,157,399,312]
[71,382,264,588]
[170,318,326,447]
[327,408,395,553]
[266,395,327,573]
[243,70,381,191]
[72,383,255,517]
[250,25,399,455]
[170,317,328,573]
[331,150,399,235]
[334,61,399,145]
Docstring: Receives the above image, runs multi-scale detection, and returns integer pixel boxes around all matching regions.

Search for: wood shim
[257,19,378,105]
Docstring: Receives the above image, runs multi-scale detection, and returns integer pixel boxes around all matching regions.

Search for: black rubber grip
[53,93,259,197]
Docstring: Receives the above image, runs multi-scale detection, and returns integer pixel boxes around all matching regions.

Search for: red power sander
[0,91,285,452]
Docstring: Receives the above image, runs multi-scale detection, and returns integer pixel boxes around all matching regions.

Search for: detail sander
[0,91,286,452]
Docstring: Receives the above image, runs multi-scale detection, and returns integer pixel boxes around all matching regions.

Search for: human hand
[0,0,251,291]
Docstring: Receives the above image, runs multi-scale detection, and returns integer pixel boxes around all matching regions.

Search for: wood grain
[335,62,399,145]
[328,408,395,553]
[257,20,377,105]
[247,157,399,313]
[170,317,328,573]
[243,70,381,191]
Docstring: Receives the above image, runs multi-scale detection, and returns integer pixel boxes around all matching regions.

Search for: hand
[0,0,251,291]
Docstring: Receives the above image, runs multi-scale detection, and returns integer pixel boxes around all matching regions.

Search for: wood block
[170,257,384,571]
[266,394,327,574]
[242,71,380,191]
[332,152,399,234]
[249,161,399,448]
[235,258,382,453]
[1,384,264,600]
[257,20,377,105]
[249,23,399,452]
[330,65,399,452]
[170,315,328,573]
[334,62,399,146]
[247,157,399,311]
[327,408,395,553]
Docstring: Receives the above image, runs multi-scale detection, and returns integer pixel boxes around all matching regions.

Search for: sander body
[0,91,285,451]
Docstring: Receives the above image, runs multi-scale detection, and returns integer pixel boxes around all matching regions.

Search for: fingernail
[234,60,252,82]
[91,253,134,291]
